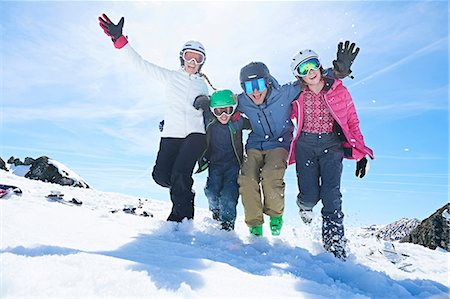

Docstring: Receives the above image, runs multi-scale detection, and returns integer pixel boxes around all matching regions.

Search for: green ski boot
[249,224,263,236]
[270,215,283,236]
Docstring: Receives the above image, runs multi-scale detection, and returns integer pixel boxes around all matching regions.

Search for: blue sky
[1,1,448,226]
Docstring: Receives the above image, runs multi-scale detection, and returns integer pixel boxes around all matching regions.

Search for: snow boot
[221,221,234,231]
[270,215,283,236]
[212,210,220,221]
[299,209,313,225]
[323,235,348,260]
[322,215,347,260]
[249,224,263,236]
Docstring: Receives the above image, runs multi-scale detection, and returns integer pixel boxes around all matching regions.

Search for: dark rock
[24,157,36,165]
[8,156,24,166]
[0,157,7,171]
[8,156,89,188]
[401,204,450,252]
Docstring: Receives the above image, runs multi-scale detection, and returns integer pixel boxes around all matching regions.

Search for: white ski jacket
[122,44,208,138]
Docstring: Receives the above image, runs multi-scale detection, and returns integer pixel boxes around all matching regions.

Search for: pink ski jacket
[288,77,374,165]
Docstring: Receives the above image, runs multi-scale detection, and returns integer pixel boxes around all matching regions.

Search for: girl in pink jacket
[289,49,374,260]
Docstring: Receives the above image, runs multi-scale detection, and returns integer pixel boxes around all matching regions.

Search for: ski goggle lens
[182,50,205,64]
[297,58,321,77]
[243,78,267,94]
[211,106,235,117]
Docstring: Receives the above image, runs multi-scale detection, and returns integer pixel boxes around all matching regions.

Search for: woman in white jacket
[99,14,209,222]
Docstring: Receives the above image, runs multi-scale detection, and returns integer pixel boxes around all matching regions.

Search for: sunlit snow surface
[1,171,448,298]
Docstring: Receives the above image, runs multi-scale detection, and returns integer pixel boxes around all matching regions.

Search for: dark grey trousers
[295,132,345,235]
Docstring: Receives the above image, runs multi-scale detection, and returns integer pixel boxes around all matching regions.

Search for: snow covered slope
[1,170,448,298]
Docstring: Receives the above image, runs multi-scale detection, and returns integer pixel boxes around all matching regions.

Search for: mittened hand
[193,95,210,111]
[355,157,368,178]
[333,40,360,79]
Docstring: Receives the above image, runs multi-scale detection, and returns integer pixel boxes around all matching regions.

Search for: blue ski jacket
[236,76,300,151]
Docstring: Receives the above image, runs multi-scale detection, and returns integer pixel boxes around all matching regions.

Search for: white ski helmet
[179,40,206,67]
[181,40,205,55]
[290,49,320,77]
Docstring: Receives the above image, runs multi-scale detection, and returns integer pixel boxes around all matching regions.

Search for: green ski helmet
[209,89,237,116]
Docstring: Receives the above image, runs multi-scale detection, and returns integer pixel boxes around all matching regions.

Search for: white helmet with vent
[290,49,319,77]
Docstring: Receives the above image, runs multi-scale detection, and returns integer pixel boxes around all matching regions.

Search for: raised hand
[333,41,360,79]
[98,14,124,41]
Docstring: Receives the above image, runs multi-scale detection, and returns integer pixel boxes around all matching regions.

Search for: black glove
[98,14,124,42]
[333,41,360,79]
[355,157,368,178]
[193,95,210,111]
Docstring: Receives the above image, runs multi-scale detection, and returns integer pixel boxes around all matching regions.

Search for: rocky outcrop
[7,156,89,188]
[401,204,450,252]
[375,218,421,241]
[0,157,7,171]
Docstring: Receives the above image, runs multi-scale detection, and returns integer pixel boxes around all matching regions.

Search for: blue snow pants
[204,163,240,227]
[295,132,345,239]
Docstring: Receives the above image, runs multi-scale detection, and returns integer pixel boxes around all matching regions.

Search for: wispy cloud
[2,104,163,123]
[349,37,448,88]
[357,96,447,116]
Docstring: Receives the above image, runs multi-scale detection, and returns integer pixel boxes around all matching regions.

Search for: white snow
[8,164,31,177]
[442,209,450,223]
[1,170,448,298]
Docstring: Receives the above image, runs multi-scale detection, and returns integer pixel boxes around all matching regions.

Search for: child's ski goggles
[210,105,236,117]
[243,78,267,94]
[295,57,321,77]
[182,50,205,65]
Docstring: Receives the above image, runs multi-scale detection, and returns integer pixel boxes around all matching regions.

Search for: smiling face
[300,68,324,93]
[216,113,232,124]
[182,50,204,75]
[183,59,201,75]
[302,68,322,84]
[247,87,268,105]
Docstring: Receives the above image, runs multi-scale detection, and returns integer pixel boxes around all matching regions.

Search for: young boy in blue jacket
[194,90,251,231]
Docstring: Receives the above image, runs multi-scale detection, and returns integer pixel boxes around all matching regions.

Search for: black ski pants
[152,133,206,222]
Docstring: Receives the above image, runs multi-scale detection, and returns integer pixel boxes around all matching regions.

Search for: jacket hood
[268,75,281,90]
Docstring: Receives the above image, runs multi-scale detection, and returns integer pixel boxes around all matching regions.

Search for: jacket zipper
[261,109,274,137]
[228,123,242,166]
[323,94,347,141]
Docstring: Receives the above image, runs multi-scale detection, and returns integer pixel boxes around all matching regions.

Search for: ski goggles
[210,105,236,117]
[296,57,321,77]
[243,78,267,94]
[182,50,205,65]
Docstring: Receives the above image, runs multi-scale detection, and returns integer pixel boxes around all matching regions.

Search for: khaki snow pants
[238,147,288,227]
